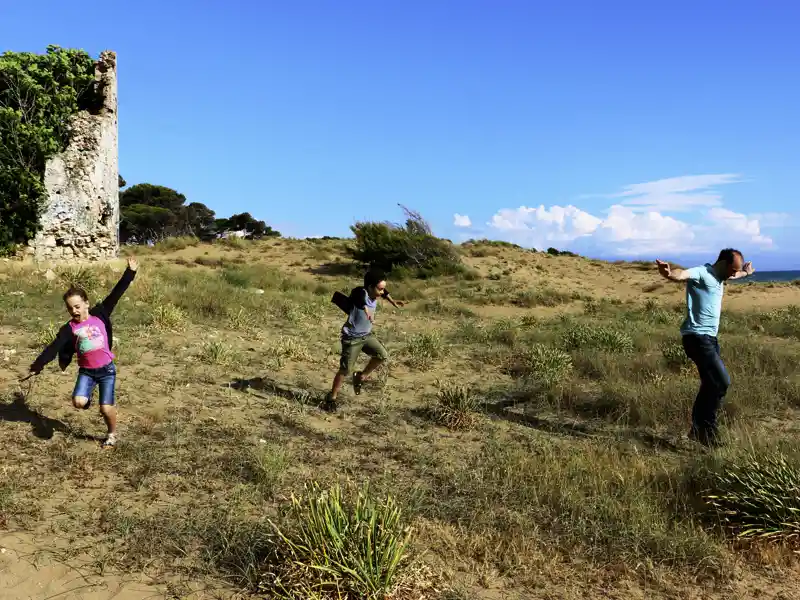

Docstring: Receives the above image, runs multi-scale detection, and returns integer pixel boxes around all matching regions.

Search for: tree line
[119,183,280,243]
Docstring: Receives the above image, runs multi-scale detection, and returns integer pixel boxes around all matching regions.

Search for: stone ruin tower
[26,51,119,262]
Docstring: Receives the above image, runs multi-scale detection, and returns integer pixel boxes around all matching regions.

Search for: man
[656,249,754,446]
[324,269,404,412]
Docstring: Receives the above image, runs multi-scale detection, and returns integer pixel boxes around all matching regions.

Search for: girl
[28,256,139,448]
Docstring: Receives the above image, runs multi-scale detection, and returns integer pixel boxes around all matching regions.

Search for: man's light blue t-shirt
[680,264,724,337]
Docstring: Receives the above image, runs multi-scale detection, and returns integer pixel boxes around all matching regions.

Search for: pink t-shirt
[69,315,114,369]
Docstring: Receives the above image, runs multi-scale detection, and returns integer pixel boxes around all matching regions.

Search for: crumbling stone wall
[27,51,119,262]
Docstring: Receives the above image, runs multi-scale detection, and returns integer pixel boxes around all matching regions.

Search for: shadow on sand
[226,376,323,407]
[483,397,689,453]
[0,390,101,442]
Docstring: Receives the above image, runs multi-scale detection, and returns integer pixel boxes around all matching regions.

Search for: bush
[661,341,692,372]
[349,206,463,278]
[562,324,635,354]
[404,331,446,371]
[264,336,312,369]
[222,267,253,288]
[429,382,483,430]
[513,288,573,307]
[31,321,60,348]
[148,303,187,331]
[686,447,800,542]
[266,482,413,599]
[0,46,98,251]
[201,340,236,365]
[57,265,104,295]
[508,344,573,387]
[154,236,199,251]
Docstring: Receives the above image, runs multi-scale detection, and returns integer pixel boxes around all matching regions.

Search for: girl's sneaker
[101,433,117,449]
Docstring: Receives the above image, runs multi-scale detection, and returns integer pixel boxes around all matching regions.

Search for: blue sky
[2,1,799,268]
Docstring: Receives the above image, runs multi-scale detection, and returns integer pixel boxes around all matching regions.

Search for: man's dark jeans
[682,334,731,446]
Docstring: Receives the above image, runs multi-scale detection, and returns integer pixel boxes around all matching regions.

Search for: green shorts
[339,334,389,374]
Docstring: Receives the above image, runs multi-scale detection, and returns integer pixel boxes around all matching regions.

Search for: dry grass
[1,238,800,598]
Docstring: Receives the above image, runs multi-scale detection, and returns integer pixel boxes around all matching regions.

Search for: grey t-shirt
[342,287,378,339]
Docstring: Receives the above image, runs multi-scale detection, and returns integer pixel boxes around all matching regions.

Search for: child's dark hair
[364,269,386,289]
[63,286,89,303]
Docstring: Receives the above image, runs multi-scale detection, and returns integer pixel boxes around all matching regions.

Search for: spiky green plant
[201,339,235,365]
[562,323,634,354]
[268,482,413,599]
[661,341,692,372]
[32,320,59,347]
[697,449,800,541]
[57,265,103,294]
[149,303,187,331]
[404,331,445,371]
[510,343,573,388]
[430,381,483,430]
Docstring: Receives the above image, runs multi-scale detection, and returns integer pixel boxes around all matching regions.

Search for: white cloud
[612,173,742,212]
[705,208,773,248]
[489,205,600,241]
[453,213,472,228]
[488,204,696,254]
[479,174,783,257]
[486,204,773,257]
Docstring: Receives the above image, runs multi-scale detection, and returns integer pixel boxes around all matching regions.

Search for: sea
[729,270,800,284]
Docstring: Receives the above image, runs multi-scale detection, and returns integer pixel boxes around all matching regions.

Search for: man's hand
[656,259,671,280]
[394,300,405,308]
[127,256,139,272]
[730,261,755,280]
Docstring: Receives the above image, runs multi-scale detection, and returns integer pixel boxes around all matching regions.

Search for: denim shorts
[72,362,117,407]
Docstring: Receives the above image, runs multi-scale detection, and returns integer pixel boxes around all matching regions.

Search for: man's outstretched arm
[655,259,692,282]
[729,261,755,280]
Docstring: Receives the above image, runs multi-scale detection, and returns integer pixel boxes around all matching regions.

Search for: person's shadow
[0,391,100,441]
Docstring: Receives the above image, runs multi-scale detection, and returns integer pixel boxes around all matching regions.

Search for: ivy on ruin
[0,45,98,254]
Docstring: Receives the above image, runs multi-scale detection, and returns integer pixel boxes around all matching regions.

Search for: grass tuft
[265,481,413,599]
[429,381,483,430]
[404,331,446,371]
[686,446,800,543]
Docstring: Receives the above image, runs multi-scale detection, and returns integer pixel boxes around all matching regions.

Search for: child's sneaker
[321,393,338,413]
[352,371,364,395]
[101,433,117,449]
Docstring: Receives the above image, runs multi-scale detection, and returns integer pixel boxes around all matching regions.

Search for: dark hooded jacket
[30,268,136,373]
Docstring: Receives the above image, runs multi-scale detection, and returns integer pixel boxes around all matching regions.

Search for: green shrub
[487,318,519,346]
[201,340,236,365]
[0,46,98,251]
[31,321,60,348]
[513,288,572,307]
[404,331,446,371]
[154,236,199,251]
[509,344,573,387]
[57,265,104,295]
[267,482,413,599]
[222,267,253,288]
[430,382,483,430]
[562,324,635,354]
[686,447,800,542]
[349,206,463,278]
[661,341,692,372]
[148,303,187,331]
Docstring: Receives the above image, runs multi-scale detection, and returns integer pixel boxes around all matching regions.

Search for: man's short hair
[717,248,743,264]
[364,269,386,289]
